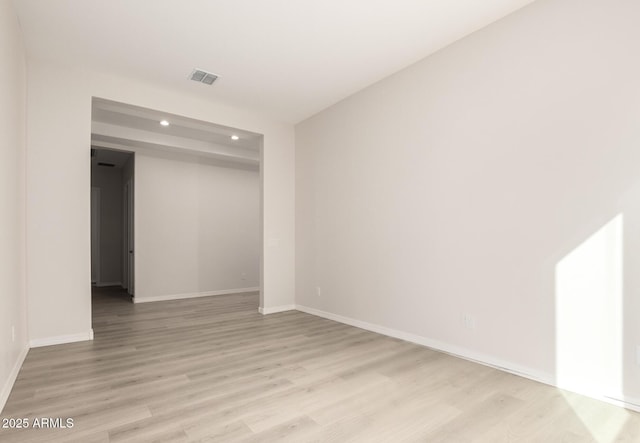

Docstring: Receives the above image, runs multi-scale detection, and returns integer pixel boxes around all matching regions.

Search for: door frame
[124,178,134,296]
[91,186,101,285]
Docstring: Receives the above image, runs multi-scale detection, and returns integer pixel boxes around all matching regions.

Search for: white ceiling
[14,0,534,123]
[91,98,261,170]
[91,148,132,169]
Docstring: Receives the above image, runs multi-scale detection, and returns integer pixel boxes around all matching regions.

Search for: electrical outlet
[11,326,15,342]
[241,272,247,281]
[462,314,476,330]
[316,287,322,297]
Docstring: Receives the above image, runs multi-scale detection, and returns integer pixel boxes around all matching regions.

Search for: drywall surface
[296,0,640,402]
[0,0,28,412]
[26,59,295,342]
[135,152,260,300]
[91,165,123,285]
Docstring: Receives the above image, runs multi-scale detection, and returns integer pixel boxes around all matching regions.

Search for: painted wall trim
[0,345,29,414]
[259,304,296,315]
[133,287,260,304]
[29,329,94,348]
[294,304,640,414]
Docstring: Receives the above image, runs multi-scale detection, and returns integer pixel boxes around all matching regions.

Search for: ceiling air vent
[190,69,219,85]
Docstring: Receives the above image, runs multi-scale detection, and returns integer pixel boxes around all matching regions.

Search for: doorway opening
[90,148,135,299]
[90,97,263,328]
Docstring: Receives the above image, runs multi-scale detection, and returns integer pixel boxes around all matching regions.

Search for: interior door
[125,180,134,295]
[90,187,100,285]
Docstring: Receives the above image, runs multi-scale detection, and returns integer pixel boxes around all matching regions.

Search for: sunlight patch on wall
[555,214,624,442]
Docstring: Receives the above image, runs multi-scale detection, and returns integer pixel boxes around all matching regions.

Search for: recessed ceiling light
[231,135,239,141]
[160,120,170,126]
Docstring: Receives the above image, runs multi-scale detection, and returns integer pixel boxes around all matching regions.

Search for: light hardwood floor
[1,288,639,442]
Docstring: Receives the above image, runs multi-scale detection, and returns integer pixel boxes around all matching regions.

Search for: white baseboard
[259,304,296,315]
[95,281,122,287]
[0,345,29,414]
[294,304,555,386]
[134,287,260,304]
[29,329,94,348]
[611,395,640,413]
[295,304,640,413]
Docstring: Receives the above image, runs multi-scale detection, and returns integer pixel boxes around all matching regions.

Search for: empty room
[2,0,640,441]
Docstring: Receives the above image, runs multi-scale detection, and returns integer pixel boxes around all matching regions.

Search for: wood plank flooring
[1,287,639,442]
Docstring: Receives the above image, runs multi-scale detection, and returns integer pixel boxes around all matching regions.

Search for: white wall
[26,59,295,344]
[296,0,640,404]
[91,164,123,285]
[0,0,28,411]
[135,151,260,300]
